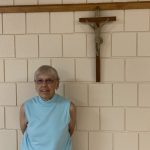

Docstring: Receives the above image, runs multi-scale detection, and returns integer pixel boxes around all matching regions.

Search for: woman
[20,65,76,150]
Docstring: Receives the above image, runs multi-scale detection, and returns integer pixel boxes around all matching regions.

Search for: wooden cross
[79,9,116,82]
[0,2,147,81]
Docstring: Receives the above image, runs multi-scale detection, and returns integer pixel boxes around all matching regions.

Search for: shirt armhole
[23,102,28,123]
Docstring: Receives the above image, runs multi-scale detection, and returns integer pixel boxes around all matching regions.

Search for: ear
[55,80,59,90]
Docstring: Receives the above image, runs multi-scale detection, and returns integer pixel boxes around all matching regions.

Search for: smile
[40,90,49,92]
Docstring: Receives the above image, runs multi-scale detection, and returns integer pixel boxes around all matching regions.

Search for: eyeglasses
[35,79,56,85]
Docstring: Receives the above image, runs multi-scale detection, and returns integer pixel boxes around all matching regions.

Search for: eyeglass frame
[34,78,57,85]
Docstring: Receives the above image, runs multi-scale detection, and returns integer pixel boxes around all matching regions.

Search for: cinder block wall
[0,0,150,150]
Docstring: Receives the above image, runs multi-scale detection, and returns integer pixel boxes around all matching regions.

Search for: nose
[41,81,47,86]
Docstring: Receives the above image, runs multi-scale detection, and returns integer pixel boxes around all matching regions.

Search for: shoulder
[24,96,38,104]
[23,96,38,108]
[55,94,69,104]
[55,94,74,108]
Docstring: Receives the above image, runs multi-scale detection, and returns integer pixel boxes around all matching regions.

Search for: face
[35,74,59,101]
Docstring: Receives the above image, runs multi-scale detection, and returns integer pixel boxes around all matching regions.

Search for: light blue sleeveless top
[21,94,72,150]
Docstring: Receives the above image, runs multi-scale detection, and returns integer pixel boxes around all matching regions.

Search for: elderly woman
[20,65,76,150]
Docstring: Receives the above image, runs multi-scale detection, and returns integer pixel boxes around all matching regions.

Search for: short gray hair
[34,65,60,81]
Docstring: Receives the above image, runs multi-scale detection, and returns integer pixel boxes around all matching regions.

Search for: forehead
[36,73,54,79]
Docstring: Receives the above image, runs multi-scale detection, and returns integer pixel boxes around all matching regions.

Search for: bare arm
[20,104,27,134]
[69,102,76,136]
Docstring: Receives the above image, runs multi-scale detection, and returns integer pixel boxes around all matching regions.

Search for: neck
[40,94,55,101]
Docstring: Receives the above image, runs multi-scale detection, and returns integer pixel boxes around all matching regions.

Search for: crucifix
[0,2,148,81]
[79,9,116,82]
